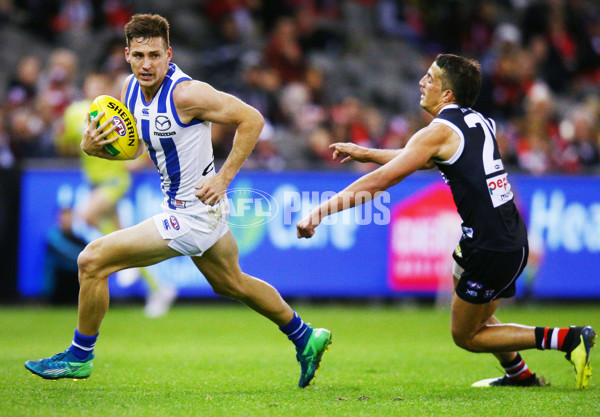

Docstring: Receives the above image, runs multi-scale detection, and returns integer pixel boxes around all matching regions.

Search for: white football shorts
[152,197,230,257]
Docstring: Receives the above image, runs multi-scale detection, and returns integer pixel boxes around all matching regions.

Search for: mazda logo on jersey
[155,115,172,131]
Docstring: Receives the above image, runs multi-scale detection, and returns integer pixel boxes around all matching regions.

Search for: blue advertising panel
[17,168,600,299]
[511,176,600,298]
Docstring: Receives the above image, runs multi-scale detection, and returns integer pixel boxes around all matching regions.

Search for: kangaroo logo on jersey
[155,115,172,131]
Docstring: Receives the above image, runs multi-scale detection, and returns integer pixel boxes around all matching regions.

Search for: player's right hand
[297,211,321,239]
[194,173,228,206]
[330,142,370,164]
[81,112,118,157]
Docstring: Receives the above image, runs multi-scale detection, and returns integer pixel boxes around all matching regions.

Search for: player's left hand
[194,174,228,206]
[330,142,370,164]
[82,112,118,158]
[297,212,321,239]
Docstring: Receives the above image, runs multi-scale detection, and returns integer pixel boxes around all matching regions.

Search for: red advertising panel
[388,183,462,292]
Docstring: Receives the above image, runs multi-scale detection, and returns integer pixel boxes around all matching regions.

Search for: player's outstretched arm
[330,142,401,165]
[298,125,450,238]
[330,140,436,170]
[175,80,265,205]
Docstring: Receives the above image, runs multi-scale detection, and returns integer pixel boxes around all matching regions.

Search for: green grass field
[1,303,598,417]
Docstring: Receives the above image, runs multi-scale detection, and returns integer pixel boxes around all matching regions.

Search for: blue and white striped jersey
[125,63,215,210]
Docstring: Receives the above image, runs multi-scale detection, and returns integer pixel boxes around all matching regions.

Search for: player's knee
[77,241,104,280]
[451,328,477,352]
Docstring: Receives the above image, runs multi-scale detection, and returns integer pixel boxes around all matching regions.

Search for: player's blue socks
[279,311,313,350]
[68,329,98,360]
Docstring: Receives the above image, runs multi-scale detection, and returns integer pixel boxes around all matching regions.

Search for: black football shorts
[452,243,529,304]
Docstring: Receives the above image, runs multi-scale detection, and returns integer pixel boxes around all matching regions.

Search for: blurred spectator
[515,83,555,174]
[590,12,600,56]
[377,0,425,44]
[6,48,79,160]
[0,108,15,168]
[52,0,98,52]
[255,0,294,34]
[6,105,53,159]
[379,115,412,150]
[37,48,79,120]
[304,66,326,105]
[211,122,236,161]
[97,35,131,80]
[420,1,465,53]
[521,0,600,93]
[0,0,12,23]
[202,12,248,92]
[264,17,307,84]
[516,82,579,174]
[462,1,498,58]
[14,0,61,41]
[6,55,41,109]
[363,105,386,146]
[37,49,79,152]
[204,0,258,40]
[52,0,93,33]
[305,126,337,167]
[279,81,325,132]
[495,121,521,169]
[295,4,343,54]
[330,96,371,147]
[102,0,133,31]
[245,121,286,171]
[43,201,86,305]
[476,45,533,122]
[479,23,522,74]
[238,63,284,125]
[561,101,600,169]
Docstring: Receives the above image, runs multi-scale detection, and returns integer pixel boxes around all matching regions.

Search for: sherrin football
[89,95,139,160]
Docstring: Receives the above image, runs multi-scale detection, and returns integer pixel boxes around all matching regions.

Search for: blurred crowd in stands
[0,0,599,174]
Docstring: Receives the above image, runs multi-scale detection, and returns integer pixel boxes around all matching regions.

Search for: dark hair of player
[435,54,482,108]
[124,14,170,50]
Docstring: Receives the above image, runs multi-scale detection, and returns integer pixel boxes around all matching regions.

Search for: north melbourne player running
[25,14,331,388]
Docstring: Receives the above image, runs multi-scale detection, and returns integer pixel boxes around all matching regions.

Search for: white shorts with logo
[152,197,230,257]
